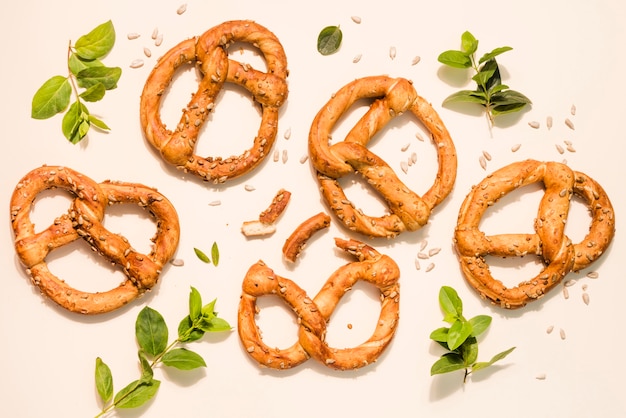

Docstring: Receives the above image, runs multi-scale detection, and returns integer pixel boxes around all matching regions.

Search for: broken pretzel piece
[282,212,331,262]
[241,188,291,237]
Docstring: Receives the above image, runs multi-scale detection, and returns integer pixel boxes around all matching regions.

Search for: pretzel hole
[158,61,202,131]
[29,189,73,233]
[324,281,381,347]
[227,42,268,73]
[46,239,127,293]
[338,173,389,217]
[485,255,545,288]
[564,193,593,243]
[102,203,158,255]
[479,182,543,235]
[194,83,263,158]
[255,294,300,349]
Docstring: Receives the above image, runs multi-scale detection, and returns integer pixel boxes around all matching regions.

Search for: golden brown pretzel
[140,20,288,184]
[282,212,331,262]
[238,238,400,370]
[308,76,457,238]
[10,166,180,314]
[454,159,615,309]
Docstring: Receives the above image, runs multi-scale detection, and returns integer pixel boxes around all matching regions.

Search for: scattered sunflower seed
[570,104,576,116]
[283,127,291,140]
[417,252,429,260]
[582,284,588,291]
[282,149,288,163]
[555,144,565,154]
[479,155,487,170]
[155,33,164,47]
[170,259,185,267]
[425,262,435,272]
[411,56,421,66]
[177,3,187,14]
[400,160,409,174]
[482,150,492,161]
[244,184,256,192]
[208,200,221,206]
[535,373,547,380]
[401,143,411,152]
[546,325,554,334]
[546,116,553,130]
[299,154,309,164]
[586,271,599,279]
[143,47,152,57]
[564,279,577,287]
[428,247,441,257]
[410,152,417,164]
[351,16,362,24]
[151,27,159,40]
[559,328,566,340]
[582,292,590,305]
[511,143,521,152]
[414,259,421,270]
[389,46,396,60]
[127,32,141,40]
[352,54,362,63]
[415,131,424,141]
[420,240,428,251]
[130,59,144,69]
[273,149,280,162]
[528,121,540,129]
[564,118,575,130]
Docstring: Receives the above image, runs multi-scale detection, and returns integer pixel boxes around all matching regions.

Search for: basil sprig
[438,31,531,128]
[31,20,121,144]
[317,25,342,55]
[430,286,515,383]
[94,287,231,416]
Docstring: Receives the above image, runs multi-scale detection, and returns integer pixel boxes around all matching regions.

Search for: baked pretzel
[308,76,457,238]
[282,212,330,262]
[10,166,180,314]
[454,159,615,309]
[238,238,400,370]
[140,20,288,183]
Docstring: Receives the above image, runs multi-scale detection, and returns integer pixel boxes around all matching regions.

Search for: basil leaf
[199,316,232,333]
[69,53,104,76]
[210,242,219,266]
[447,319,473,351]
[437,50,471,69]
[62,101,89,143]
[429,327,450,343]
[162,348,207,370]
[461,31,478,55]
[430,353,466,375]
[459,336,478,365]
[177,315,205,343]
[442,90,487,106]
[80,83,106,102]
[114,379,161,409]
[88,114,110,131]
[76,66,121,90]
[469,315,492,337]
[317,25,342,55]
[75,20,116,60]
[138,351,153,382]
[439,286,463,319]
[478,46,513,64]
[471,346,516,372]
[135,307,168,357]
[95,357,113,404]
[189,287,202,321]
[194,247,211,263]
[201,298,217,320]
[480,59,502,92]
[31,75,71,119]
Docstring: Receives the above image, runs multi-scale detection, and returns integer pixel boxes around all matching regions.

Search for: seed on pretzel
[238,237,400,370]
[308,76,457,238]
[454,159,615,309]
[282,212,331,262]
[10,166,180,315]
[140,20,288,184]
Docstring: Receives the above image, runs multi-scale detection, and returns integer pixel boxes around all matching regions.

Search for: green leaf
[437,50,472,69]
[430,353,466,375]
[31,75,71,119]
[459,336,478,365]
[95,357,113,404]
[162,348,207,370]
[69,53,104,76]
[76,66,121,90]
[439,286,463,319]
[429,327,449,343]
[491,89,532,108]
[442,90,487,106]
[447,319,473,351]
[201,298,217,320]
[479,59,502,92]
[479,46,513,64]
[210,242,219,266]
[114,379,160,409]
[62,101,89,143]
[88,114,110,131]
[469,315,492,337]
[74,20,116,60]
[194,247,211,263]
[460,31,478,55]
[138,351,153,383]
[177,315,205,343]
[317,25,342,55]
[135,306,168,357]
[199,316,231,333]
[80,82,106,102]
[189,287,202,321]
[471,346,516,372]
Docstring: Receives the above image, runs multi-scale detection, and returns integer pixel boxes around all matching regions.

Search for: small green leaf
[479,46,513,64]
[201,298,217,319]
[162,348,207,370]
[95,357,113,404]
[177,315,205,343]
[138,351,153,383]
[471,346,516,372]
[447,319,473,351]
[439,286,463,319]
[69,53,104,76]
[317,25,342,55]
[80,83,106,102]
[135,306,168,357]
[194,247,211,264]
[429,327,449,343]
[76,66,121,90]
[114,379,160,409]
[459,336,479,365]
[437,50,472,69]
[75,20,116,60]
[31,76,71,119]
[62,101,90,143]
[199,316,232,333]
[461,31,478,55]
[189,287,202,321]
[430,353,466,375]
[442,90,487,106]
[479,59,502,92]
[210,242,219,266]
[469,315,492,337]
[88,114,110,131]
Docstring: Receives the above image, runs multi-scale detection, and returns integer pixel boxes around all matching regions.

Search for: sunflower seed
[555,144,565,154]
[283,127,291,140]
[482,150,492,161]
[425,262,435,272]
[177,3,187,14]
[582,292,590,305]
[582,284,588,291]
[143,47,152,57]
[546,325,554,334]
[570,104,576,116]
[401,143,411,152]
[352,54,362,63]
[127,32,141,40]
[208,200,221,206]
[535,373,547,380]
[244,184,255,191]
[528,121,540,129]
[565,118,575,130]
[273,149,280,162]
[428,247,441,257]
[151,27,159,40]
[415,131,424,141]
[155,33,164,46]
[400,160,409,174]
[417,252,429,259]
[586,271,599,279]
[565,143,576,153]
[564,279,577,287]
[559,328,566,340]
[170,258,185,266]
[130,59,144,68]
[411,56,421,65]
[479,155,487,170]
[546,115,553,130]
[299,154,309,164]
[411,152,417,164]
[414,259,421,270]
[511,143,521,152]
[562,286,569,299]
[351,16,362,24]
[389,46,397,60]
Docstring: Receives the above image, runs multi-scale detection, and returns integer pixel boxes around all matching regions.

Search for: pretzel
[238,238,400,370]
[282,212,330,262]
[10,166,180,315]
[454,160,615,309]
[308,76,457,238]
[140,20,289,183]
[241,188,291,237]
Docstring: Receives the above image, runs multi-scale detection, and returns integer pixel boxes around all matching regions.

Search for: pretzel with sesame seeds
[238,237,400,370]
[10,165,180,314]
[454,159,615,309]
[140,20,288,184]
[308,75,457,238]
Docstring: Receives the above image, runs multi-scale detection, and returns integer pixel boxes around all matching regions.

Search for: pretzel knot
[140,20,289,183]
[10,166,180,315]
[454,160,615,309]
[238,238,400,370]
[308,76,457,238]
